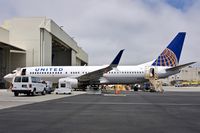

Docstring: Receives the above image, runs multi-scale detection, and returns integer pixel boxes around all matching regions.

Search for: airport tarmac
[1,86,199,110]
[0,87,200,133]
[163,86,200,92]
[0,89,86,109]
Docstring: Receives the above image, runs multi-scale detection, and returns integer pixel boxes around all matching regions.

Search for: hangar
[0,17,88,88]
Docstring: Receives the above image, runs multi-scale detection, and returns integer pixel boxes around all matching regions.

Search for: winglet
[110,49,124,67]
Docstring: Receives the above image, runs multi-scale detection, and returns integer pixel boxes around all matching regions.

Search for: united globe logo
[152,48,177,67]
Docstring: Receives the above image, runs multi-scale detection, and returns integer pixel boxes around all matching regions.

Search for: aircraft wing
[166,62,196,72]
[77,49,124,82]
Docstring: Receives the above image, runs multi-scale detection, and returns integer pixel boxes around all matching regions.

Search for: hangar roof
[0,41,25,51]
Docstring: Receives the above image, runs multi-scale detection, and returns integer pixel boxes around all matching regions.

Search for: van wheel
[31,89,36,96]
[41,89,46,95]
[14,92,19,96]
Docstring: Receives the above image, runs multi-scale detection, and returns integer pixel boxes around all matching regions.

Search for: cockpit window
[61,83,66,88]
[11,71,16,74]
[21,69,26,75]
[14,77,21,82]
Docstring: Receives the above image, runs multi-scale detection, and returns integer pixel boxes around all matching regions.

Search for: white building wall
[1,17,88,67]
[76,47,88,64]
[162,67,200,85]
[2,17,44,66]
[178,67,200,81]
[76,58,81,66]
[71,50,76,66]
[40,29,52,66]
[0,27,9,44]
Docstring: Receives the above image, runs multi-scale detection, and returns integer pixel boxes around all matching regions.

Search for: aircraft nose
[4,74,9,79]
[3,74,14,82]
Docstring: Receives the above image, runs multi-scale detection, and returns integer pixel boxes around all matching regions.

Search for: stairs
[145,67,164,92]
[149,78,164,92]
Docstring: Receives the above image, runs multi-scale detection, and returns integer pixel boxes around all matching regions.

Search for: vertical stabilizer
[152,32,186,67]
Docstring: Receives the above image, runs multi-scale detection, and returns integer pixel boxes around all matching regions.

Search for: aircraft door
[150,68,155,78]
[145,66,157,79]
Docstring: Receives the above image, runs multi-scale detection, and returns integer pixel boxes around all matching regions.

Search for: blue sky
[165,0,196,10]
[0,0,199,66]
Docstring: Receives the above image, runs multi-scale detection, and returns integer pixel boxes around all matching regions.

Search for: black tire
[31,89,36,96]
[134,87,138,91]
[41,89,46,95]
[27,92,31,96]
[14,92,19,96]
[150,89,156,92]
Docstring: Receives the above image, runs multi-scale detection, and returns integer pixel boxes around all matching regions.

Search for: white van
[12,76,46,96]
[54,78,73,94]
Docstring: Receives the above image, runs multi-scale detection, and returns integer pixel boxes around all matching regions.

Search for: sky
[0,0,199,66]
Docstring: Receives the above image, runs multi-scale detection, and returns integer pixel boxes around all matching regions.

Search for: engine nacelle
[58,78,78,88]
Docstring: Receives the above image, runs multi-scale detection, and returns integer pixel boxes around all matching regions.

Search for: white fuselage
[4,65,178,85]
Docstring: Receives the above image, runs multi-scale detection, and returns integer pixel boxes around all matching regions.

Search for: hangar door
[52,39,72,66]
[0,48,4,88]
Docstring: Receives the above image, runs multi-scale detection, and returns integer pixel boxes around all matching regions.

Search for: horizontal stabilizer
[166,62,196,72]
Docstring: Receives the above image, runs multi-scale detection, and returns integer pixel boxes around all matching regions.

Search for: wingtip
[178,32,186,35]
[190,62,196,65]
[119,49,125,53]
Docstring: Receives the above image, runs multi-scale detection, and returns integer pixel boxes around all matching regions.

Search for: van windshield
[61,83,66,87]
[22,77,29,82]
[14,77,21,82]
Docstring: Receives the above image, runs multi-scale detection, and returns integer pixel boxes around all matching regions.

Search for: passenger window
[22,77,29,82]
[14,77,21,82]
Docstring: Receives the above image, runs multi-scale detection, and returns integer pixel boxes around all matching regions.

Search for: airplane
[4,32,195,91]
